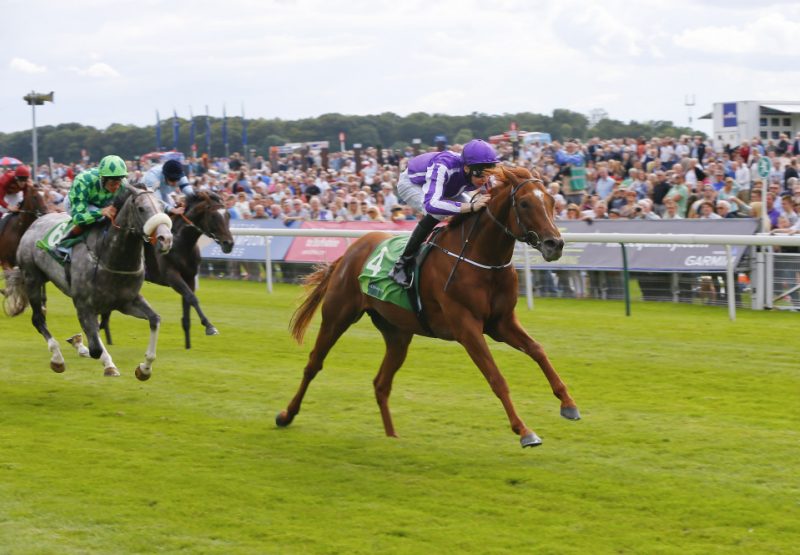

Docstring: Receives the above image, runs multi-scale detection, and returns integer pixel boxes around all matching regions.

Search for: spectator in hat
[389,205,406,223]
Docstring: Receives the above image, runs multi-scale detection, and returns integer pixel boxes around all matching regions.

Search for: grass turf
[1,278,798,554]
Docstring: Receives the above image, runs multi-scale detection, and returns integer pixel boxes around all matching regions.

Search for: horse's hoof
[520,432,543,448]
[275,411,293,427]
[561,406,581,420]
[66,334,82,346]
[205,326,219,336]
[104,367,120,377]
[134,367,151,381]
[77,348,90,358]
[50,361,66,373]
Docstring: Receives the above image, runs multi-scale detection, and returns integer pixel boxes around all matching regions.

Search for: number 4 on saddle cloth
[35,220,86,265]
[358,235,434,315]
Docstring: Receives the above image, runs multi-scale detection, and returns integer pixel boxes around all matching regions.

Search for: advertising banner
[723,103,738,127]
[284,221,416,263]
[200,219,301,261]
[519,219,759,272]
[202,219,758,272]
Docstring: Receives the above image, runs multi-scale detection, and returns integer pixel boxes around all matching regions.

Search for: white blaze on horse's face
[217,208,226,217]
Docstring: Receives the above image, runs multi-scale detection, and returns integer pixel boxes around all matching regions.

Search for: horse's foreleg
[373,328,413,438]
[182,296,192,349]
[76,307,119,377]
[455,316,540,447]
[489,314,580,421]
[117,294,160,381]
[166,270,216,350]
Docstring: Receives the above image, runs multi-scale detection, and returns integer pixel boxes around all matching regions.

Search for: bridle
[483,177,544,248]
[14,185,48,218]
[109,186,163,245]
[437,174,547,290]
[178,197,229,245]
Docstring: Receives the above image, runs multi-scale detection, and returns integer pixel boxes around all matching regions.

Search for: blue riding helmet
[162,159,184,182]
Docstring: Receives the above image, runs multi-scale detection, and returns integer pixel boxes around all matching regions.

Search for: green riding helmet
[98,155,128,178]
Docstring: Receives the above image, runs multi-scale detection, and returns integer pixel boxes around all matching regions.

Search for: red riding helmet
[14,165,31,178]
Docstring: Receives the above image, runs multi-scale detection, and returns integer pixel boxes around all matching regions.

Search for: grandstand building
[702,100,800,148]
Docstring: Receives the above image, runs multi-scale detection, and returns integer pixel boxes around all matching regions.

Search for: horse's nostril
[543,238,564,251]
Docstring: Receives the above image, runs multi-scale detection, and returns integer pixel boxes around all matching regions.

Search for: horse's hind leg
[372,324,413,438]
[489,314,580,421]
[276,303,362,428]
[25,273,65,373]
[99,311,113,345]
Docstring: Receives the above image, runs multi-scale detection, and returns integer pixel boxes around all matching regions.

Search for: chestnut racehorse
[277,165,580,448]
[0,182,48,271]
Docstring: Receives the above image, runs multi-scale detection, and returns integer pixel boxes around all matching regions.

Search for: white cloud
[9,57,47,74]
[67,63,121,78]
[674,13,800,54]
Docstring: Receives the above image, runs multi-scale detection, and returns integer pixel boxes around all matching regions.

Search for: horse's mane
[446,165,539,229]
[112,182,148,209]
[185,190,224,209]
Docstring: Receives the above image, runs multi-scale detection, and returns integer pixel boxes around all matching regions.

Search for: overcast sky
[4,0,800,137]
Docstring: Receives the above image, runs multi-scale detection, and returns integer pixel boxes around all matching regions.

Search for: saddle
[35,220,86,266]
[358,230,443,334]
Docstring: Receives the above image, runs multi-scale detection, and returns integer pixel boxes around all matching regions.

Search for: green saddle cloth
[35,220,85,253]
[358,236,415,311]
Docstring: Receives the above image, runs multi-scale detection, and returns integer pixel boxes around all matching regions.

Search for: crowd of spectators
[11,133,800,236]
[4,132,799,289]
[8,133,800,254]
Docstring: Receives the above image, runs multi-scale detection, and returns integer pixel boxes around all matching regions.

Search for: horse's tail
[290,259,341,344]
[3,268,29,317]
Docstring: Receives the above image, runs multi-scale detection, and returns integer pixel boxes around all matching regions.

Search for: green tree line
[0,110,699,163]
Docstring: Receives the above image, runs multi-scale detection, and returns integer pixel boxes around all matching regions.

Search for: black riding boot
[390,214,438,288]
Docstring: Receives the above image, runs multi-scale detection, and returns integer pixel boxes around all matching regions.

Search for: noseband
[179,200,228,245]
[110,187,163,244]
[484,178,544,247]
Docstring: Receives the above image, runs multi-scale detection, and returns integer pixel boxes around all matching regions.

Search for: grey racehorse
[7,184,173,378]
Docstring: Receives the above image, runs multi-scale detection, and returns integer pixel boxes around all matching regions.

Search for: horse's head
[22,183,49,217]
[184,191,234,253]
[114,183,174,253]
[484,166,564,261]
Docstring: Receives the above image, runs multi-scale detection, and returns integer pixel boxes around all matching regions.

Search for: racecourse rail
[228,228,800,321]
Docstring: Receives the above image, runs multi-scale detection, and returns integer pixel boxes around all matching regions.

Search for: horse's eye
[519,200,530,209]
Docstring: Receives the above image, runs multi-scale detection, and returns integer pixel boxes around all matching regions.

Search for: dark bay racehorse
[277,166,580,448]
[7,184,173,378]
[98,191,234,348]
[0,182,48,270]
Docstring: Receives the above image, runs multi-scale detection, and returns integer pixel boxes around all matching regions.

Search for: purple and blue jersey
[407,151,473,215]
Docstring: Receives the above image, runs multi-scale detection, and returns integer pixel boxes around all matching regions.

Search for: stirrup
[390,258,414,288]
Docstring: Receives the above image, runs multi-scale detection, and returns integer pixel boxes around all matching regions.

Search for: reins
[483,177,544,248]
[97,186,161,274]
[436,175,544,289]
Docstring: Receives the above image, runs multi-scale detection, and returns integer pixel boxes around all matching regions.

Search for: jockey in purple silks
[390,139,500,288]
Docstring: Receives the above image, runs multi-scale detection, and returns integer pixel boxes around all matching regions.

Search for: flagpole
[205,105,211,157]
[222,105,229,158]
[156,110,162,151]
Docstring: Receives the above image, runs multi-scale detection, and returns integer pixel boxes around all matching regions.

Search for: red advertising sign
[284,221,416,263]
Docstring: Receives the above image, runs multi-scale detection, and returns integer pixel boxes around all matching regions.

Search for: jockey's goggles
[470,164,495,178]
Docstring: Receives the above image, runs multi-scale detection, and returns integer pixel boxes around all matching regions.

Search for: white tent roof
[760,103,800,114]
